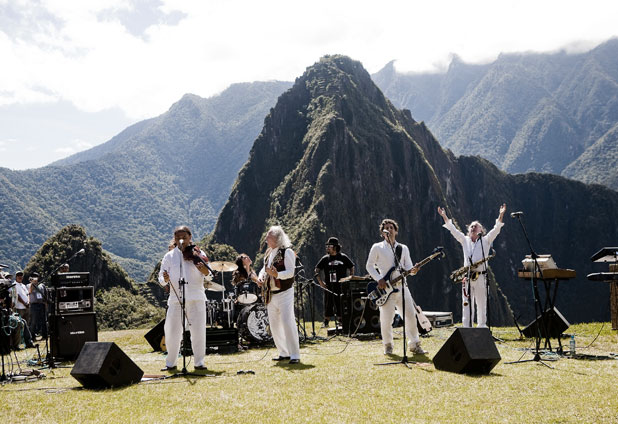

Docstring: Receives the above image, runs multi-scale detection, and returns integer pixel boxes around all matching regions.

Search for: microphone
[510,211,524,218]
[178,239,184,248]
[382,230,390,235]
[76,248,85,255]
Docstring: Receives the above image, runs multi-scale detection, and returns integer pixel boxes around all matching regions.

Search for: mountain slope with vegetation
[0,81,291,280]
[213,55,618,324]
[373,38,618,190]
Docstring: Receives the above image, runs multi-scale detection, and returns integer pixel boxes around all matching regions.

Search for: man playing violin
[158,225,210,371]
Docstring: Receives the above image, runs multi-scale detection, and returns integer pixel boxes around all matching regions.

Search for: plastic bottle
[569,334,576,355]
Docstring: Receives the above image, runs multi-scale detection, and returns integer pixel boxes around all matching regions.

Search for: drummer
[232,254,259,286]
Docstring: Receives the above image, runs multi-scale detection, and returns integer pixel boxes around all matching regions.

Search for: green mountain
[23,224,163,330]
[212,55,618,325]
[0,81,291,280]
[373,38,618,190]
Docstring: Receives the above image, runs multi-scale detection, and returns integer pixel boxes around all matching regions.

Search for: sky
[1,0,617,170]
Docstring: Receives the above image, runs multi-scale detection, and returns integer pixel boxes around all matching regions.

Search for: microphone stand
[465,253,473,328]
[168,247,206,379]
[505,214,553,368]
[377,234,414,368]
[308,273,342,339]
[479,237,501,342]
[293,270,308,343]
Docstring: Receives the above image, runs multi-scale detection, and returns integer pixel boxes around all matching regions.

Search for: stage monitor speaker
[71,342,143,389]
[341,283,380,335]
[180,327,239,355]
[433,328,501,374]
[144,319,166,352]
[51,312,98,360]
[522,307,569,339]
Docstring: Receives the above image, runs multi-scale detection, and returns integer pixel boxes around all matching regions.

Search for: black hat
[325,237,340,246]
[30,272,40,278]
[15,271,24,276]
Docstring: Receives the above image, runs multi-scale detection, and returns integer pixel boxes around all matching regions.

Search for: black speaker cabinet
[341,281,380,335]
[522,307,570,339]
[71,342,144,389]
[144,319,166,352]
[51,312,98,360]
[181,327,239,355]
[433,328,501,374]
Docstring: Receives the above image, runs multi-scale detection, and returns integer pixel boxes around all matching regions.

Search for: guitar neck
[390,252,441,285]
[416,252,441,269]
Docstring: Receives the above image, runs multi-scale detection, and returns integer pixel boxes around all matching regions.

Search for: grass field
[1,322,617,423]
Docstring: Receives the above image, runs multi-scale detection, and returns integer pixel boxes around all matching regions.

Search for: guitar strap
[395,244,402,263]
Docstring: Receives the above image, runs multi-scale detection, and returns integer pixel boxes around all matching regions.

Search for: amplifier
[56,286,94,314]
[180,327,239,355]
[424,311,454,327]
[51,272,90,287]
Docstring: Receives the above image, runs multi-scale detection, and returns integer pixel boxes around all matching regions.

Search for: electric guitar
[367,246,445,307]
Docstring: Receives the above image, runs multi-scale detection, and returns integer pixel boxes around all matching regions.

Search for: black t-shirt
[315,253,355,284]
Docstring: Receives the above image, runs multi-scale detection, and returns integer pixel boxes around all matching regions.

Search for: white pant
[379,285,419,346]
[462,274,488,327]
[267,288,300,360]
[164,300,206,367]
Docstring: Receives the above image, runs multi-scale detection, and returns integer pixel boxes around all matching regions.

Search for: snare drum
[235,280,259,305]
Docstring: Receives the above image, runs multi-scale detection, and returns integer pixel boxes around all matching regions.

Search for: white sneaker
[409,341,427,355]
[383,343,393,355]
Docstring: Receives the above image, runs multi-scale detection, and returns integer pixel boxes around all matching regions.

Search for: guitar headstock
[432,246,446,259]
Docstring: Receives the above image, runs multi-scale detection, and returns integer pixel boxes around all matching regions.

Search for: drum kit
[203,261,272,344]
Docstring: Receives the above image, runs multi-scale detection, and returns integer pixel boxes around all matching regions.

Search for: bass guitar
[367,246,445,307]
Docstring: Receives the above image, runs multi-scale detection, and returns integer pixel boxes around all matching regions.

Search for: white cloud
[1,0,618,122]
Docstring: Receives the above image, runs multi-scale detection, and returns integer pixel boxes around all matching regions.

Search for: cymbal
[203,280,225,292]
[209,261,238,272]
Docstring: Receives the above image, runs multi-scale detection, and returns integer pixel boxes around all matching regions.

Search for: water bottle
[569,334,576,355]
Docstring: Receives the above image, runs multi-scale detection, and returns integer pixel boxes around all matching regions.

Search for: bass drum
[237,303,272,345]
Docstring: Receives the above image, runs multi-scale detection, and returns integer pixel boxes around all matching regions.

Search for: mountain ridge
[373,38,618,190]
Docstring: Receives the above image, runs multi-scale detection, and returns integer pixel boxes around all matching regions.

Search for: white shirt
[158,247,207,304]
[365,240,413,283]
[13,282,29,310]
[443,219,504,268]
[259,248,295,290]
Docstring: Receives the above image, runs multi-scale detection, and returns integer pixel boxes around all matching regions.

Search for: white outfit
[158,247,207,368]
[366,240,420,347]
[259,248,300,360]
[13,282,29,310]
[443,219,504,327]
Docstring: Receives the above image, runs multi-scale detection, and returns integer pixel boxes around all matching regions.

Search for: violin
[182,243,213,275]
